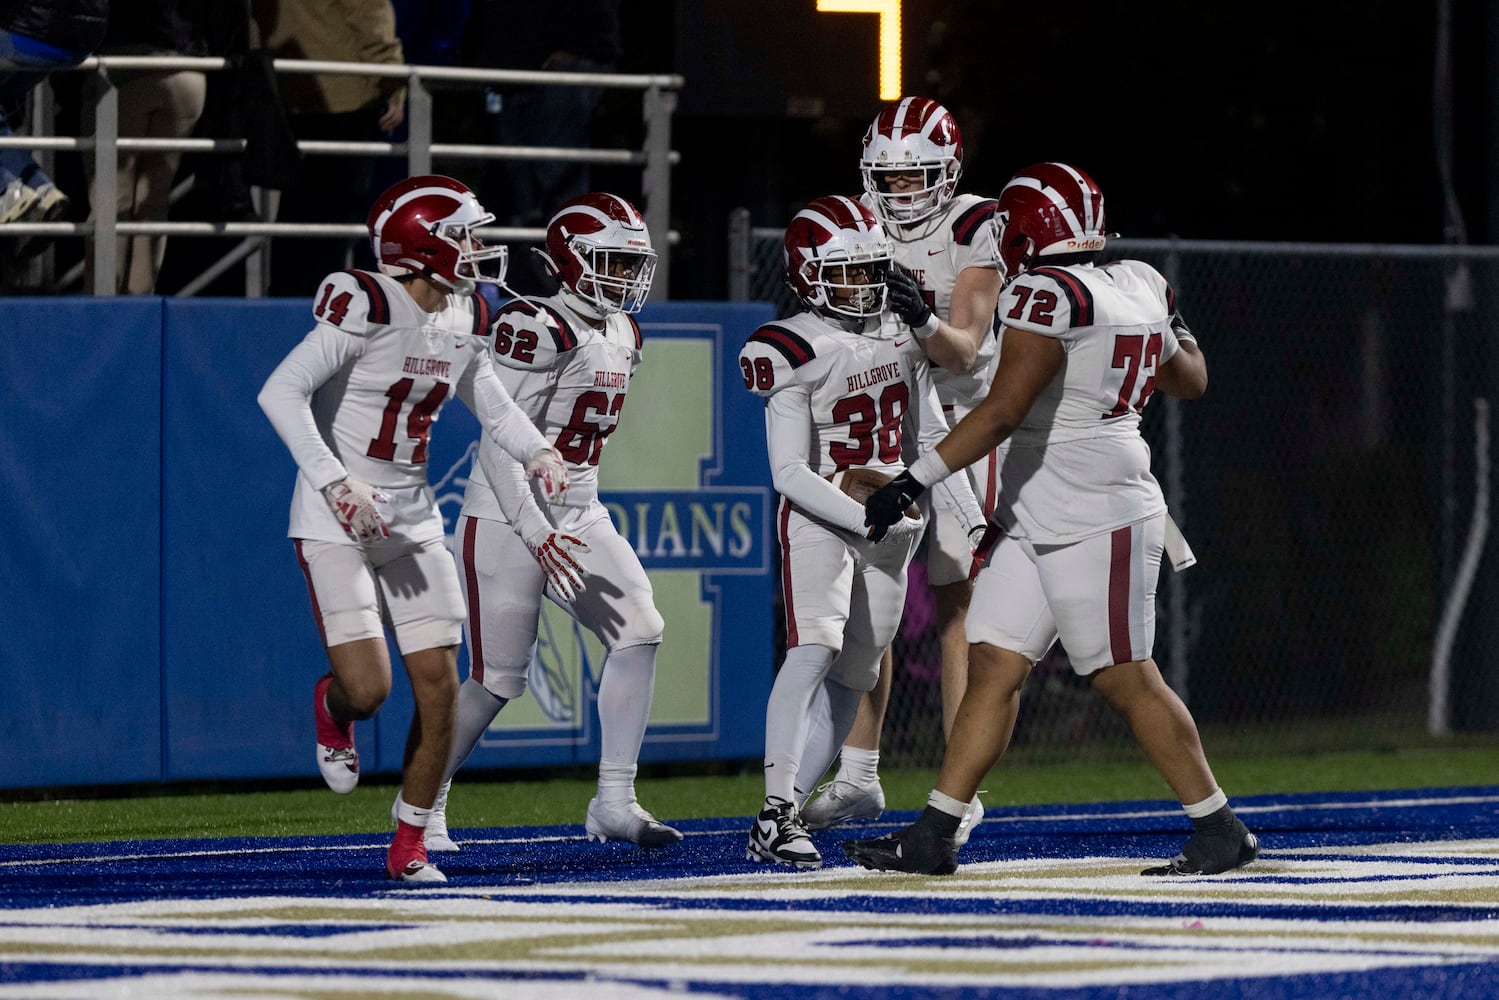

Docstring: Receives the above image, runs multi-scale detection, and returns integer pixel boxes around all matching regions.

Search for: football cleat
[953,796,985,848]
[389,781,459,852]
[799,778,886,831]
[585,797,683,848]
[313,673,359,794]
[747,797,822,868]
[843,824,958,875]
[1142,812,1260,876]
[386,850,447,884]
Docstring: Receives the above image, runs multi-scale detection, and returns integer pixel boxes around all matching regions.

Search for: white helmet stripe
[1048,161,1096,232]
[1003,175,1086,237]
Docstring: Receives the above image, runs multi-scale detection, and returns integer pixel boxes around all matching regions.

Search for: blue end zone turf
[1,786,1497,998]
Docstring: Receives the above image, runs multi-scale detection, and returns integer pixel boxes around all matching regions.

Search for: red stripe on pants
[461,517,485,683]
[1108,526,1133,665]
[294,539,328,646]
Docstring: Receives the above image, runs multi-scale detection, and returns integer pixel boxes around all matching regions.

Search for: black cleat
[843,824,959,875]
[1143,810,1260,876]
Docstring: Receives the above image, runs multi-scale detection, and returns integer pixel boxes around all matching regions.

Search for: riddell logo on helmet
[1063,236,1107,251]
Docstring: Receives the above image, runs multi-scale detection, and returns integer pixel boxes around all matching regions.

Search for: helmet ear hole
[532,246,561,278]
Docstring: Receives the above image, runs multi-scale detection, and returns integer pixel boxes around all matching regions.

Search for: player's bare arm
[911,264,1003,374]
[1155,339,1207,399]
[935,326,1063,474]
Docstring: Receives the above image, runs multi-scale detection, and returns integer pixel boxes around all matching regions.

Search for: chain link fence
[730,213,1499,767]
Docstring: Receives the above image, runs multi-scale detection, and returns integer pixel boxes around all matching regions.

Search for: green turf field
[2,745,1495,845]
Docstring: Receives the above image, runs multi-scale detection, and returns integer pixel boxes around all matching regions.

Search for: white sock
[795,678,861,794]
[445,678,508,782]
[927,789,968,820]
[395,797,432,828]
[598,761,637,803]
[1183,789,1228,818]
[598,643,657,770]
[837,745,880,787]
[763,644,836,803]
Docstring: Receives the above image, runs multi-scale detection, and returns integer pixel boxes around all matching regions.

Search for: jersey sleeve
[488,299,572,373]
[949,198,1000,274]
[256,323,366,491]
[307,270,391,338]
[997,267,1093,340]
[738,323,818,399]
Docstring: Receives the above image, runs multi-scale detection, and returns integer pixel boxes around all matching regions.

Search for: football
[830,468,920,519]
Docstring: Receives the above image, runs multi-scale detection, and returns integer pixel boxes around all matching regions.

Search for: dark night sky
[598,1,1493,300]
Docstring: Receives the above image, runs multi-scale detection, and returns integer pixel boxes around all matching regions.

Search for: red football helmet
[859,97,964,227]
[366,175,506,293]
[535,192,657,318]
[992,162,1108,278]
[783,195,893,322]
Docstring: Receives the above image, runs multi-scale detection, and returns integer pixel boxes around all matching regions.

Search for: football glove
[524,447,570,504]
[322,478,390,543]
[885,266,934,332]
[526,530,591,603]
[864,470,927,539]
[870,511,922,546]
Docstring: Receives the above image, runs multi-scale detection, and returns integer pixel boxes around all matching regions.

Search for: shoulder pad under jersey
[310,270,392,336]
[1000,266,1096,337]
[489,297,576,370]
[739,323,818,398]
[950,198,998,247]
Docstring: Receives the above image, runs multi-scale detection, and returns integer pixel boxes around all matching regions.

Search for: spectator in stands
[845,163,1260,880]
[81,0,209,294]
[252,0,406,296]
[462,1,621,294]
[0,0,109,224]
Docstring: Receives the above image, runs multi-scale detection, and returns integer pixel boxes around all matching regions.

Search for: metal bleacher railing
[0,55,683,297]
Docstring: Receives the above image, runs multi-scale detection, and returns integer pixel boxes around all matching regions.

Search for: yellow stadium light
[816,0,902,101]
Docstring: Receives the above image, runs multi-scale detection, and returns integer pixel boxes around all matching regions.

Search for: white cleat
[747,796,821,868]
[313,673,359,794]
[387,858,447,884]
[585,797,683,848]
[954,796,985,848]
[799,778,885,831]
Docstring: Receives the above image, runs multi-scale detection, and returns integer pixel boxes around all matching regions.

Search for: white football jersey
[740,311,944,479]
[260,269,512,544]
[462,293,643,520]
[991,259,1184,544]
[865,191,1000,416]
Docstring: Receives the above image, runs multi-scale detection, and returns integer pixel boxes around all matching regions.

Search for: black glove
[885,266,933,330]
[864,470,926,540]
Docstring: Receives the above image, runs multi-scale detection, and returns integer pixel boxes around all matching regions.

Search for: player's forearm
[472,373,550,463]
[257,358,346,490]
[772,462,867,533]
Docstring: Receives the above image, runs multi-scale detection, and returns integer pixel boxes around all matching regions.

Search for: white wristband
[912,313,940,340]
[908,450,952,488]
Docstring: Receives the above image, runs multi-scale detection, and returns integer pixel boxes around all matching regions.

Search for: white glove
[526,530,591,603]
[525,447,570,504]
[870,512,923,547]
[322,478,390,543]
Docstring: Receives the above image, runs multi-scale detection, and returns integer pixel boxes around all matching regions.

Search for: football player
[739,195,980,868]
[799,97,999,845]
[845,163,1259,878]
[257,175,570,884]
[410,192,681,852]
